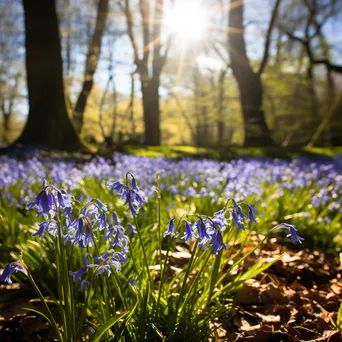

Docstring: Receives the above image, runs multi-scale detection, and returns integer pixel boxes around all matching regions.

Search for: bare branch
[258,0,282,75]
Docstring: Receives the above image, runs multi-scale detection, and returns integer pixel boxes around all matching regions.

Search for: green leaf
[212,253,284,300]
[337,303,342,330]
[89,302,138,342]
[23,307,52,325]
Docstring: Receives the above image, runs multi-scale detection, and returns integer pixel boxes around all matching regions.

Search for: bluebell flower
[69,252,113,282]
[195,219,211,240]
[183,220,194,243]
[211,229,228,255]
[84,325,95,334]
[95,199,107,211]
[70,216,94,248]
[112,212,121,225]
[27,180,72,218]
[131,177,139,191]
[164,218,176,237]
[62,206,73,227]
[107,176,145,216]
[247,205,257,224]
[107,180,126,193]
[69,253,93,283]
[271,223,304,244]
[231,210,245,231]
[99,212,107,231]
[125,189,145,216]
[232,199,245,219]
[80,279,89,291]
[69,265,92,282]
[212,209,227,230]
[128,223,136,234]
[32,220,58,238]
[95,264,112,277]
[129,276,137,287]
[0,262,27,284]
[107,180,128,200]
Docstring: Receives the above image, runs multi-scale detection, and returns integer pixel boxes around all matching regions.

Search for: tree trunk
[16,0,81,150]
[228,0,274,147]
[141,76,161,146]
[307,92,342,148]
[73,0,109,134]
[129,72,136,138]
[217,69,226,146]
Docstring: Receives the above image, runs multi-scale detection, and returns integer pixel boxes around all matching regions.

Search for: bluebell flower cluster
[107,175,145,216]
[25,181,130,290]
[163,202,255,255]
[27,180,72,218]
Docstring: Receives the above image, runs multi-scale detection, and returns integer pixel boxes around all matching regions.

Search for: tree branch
[258,0,282,75]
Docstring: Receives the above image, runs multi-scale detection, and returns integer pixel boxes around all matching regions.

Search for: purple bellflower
[164,218,176,237]
[195,219,211,241]
[271,223,304,244]
[0,262,27,284]
[183,220,194,243]
[211,228,228,255]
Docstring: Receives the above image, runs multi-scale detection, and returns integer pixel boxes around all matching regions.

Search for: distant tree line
[0,0,341,150]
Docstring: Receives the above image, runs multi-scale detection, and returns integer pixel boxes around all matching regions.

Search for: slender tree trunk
[122,0,168,146]
[217,69,226,146]
[73,0,109,134]
[128,72,136,138]
[307,92,342,148]
[2,113,10,144]
[141,75,161,146]
[228,0,274,147]
[16,0,81,150]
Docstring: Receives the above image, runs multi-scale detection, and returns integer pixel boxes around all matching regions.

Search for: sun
[164,1,209,41]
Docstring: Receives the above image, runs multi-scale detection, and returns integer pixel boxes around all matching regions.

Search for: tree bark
[16,0,81,150]
[73,0,109,134]
[228,0,275,146]
[141,76,161,146]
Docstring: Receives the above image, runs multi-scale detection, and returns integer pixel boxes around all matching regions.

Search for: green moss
[123,145,342,160]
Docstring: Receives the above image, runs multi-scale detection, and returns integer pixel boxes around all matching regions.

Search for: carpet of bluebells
[0,151,341,341]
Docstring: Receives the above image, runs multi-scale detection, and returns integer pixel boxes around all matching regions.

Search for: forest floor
[1,235,341,341]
